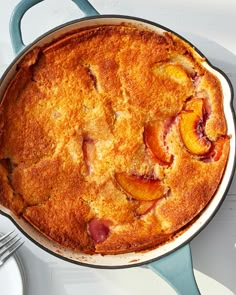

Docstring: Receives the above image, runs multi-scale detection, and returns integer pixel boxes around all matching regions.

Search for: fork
[0,231,24,266]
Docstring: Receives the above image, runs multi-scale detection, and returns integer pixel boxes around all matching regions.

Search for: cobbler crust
[0,25,229,254]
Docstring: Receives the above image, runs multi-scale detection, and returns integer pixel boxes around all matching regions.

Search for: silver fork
[0,231,24,266]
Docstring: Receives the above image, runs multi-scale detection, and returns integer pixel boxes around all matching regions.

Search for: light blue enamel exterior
[9,0,99,54]
[148,244,200,295]
[72,0,99,16]
[9,1,200,294]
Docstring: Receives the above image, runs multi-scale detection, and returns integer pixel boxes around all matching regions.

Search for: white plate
[0,252,24,295]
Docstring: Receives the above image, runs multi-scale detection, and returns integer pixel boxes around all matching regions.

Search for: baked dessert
[0,24,230,254]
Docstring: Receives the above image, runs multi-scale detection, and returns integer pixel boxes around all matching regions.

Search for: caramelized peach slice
[115,173,166,201]
[179,98,211,155]
[144,119,173,165]
[202,136,229,162]
[211,136,228,161]
[153,63,190,85]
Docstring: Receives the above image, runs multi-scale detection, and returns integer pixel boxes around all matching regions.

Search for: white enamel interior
[0,17,235,267]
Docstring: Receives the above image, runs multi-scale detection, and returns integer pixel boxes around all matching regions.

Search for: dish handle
[9,0,99,55]
[147,243,201,295]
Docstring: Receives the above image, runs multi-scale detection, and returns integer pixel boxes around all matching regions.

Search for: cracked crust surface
[0,24,230,254]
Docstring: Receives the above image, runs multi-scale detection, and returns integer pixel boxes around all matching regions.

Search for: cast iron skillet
[0,1,235,294]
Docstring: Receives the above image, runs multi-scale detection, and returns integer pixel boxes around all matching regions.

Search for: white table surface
[0,1,236,294]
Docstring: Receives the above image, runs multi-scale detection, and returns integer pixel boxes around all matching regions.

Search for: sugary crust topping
[0,24,230,254]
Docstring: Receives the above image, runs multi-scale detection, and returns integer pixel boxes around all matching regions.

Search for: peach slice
[115,173,166,201]
[202,136,229,162]
[179,98,211,156]
[144,119,173,165]
[211,136,228,161]
[153,63,190,85]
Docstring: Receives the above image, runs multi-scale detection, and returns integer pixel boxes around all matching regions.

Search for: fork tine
[0,234,18,249]
[0,230,14,242]
[0,231,24,267]
[0,237,21,256]
[1,241,24,265]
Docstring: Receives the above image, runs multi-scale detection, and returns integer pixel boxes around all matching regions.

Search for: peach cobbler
[0,25,229,254]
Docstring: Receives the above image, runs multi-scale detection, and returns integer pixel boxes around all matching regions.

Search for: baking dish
[0,0,235,294]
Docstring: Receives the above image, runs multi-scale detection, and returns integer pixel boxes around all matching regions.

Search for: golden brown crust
[0,24,230,254]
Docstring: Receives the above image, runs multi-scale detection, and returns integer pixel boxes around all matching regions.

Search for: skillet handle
[9,0,99,55]
[147,244,201,295]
